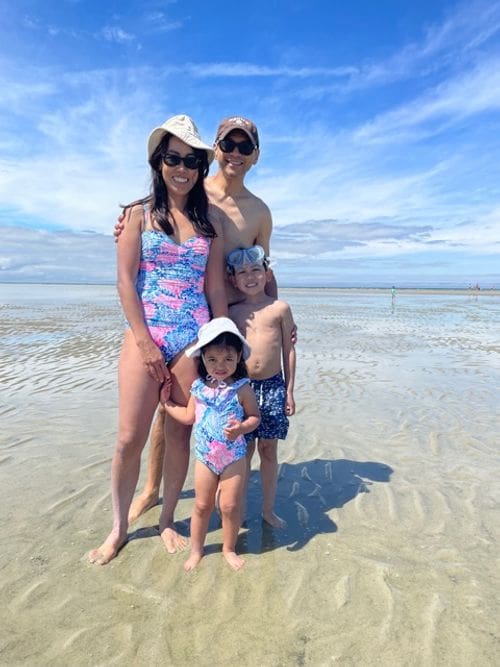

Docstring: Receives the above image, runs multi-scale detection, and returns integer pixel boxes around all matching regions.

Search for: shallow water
[1,284,499,665]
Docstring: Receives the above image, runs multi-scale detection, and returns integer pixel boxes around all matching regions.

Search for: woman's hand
[136,337,169,383]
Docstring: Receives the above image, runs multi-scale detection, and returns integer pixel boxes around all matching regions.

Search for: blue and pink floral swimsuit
[191,377,249,475]
[135,228,211,363]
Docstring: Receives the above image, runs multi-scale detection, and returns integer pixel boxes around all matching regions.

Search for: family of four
[88,114,296,571]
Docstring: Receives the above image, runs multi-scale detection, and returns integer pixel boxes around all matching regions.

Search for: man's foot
[159,523,188,554]
[262,510,287,529]
[88,533,127,566]
[223,550,245,571]
[184,550,204,572]
[128,491,160,524]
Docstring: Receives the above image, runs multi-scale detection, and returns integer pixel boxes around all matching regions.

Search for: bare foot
[128,491,159,524]
[160,524,188,554]
[262,510,287,529]
[223,550,245,571]
[88,533,127,566]
[184,550,204,572]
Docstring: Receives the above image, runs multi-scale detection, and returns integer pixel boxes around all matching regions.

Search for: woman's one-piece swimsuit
[135,227,211,363]
[191,377,249,475]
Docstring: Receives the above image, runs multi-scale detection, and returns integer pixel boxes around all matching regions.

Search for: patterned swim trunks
[245,372,289,441]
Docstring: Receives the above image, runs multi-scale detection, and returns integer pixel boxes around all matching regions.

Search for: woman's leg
[219,457,247,570]
[88,331,161,565]
[158,351,198,553]
[184,461,218,571]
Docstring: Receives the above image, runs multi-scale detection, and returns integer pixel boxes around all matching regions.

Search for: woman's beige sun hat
[147,114,215,163]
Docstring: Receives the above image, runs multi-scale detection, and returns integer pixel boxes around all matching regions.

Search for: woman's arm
[163,394,196,426]
[117,206,169,384]
[204,218,228,318]
[255,205,278,299]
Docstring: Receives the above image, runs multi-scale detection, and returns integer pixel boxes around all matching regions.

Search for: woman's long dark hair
[198,333,248,381]
[122,133,216,238]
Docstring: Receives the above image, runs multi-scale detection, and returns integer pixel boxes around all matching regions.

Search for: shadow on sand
[238,458,393,554]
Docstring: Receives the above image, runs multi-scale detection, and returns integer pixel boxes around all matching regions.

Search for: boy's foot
[223,550,245,571]
[184,550,204,572]
[262,510,287,529]
[88,533,127,566]
[160,523,188,554]
[128,491,159,524]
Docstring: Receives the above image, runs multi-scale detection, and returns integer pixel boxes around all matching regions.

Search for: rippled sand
[1,284,499,665]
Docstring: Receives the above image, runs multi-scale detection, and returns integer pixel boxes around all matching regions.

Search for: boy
[227,245,296,528]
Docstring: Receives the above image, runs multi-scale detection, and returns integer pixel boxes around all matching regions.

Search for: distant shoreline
[1,281,499,295]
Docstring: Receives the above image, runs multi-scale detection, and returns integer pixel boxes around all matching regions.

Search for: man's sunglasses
[218,138,255,156]
[162,153,201,170]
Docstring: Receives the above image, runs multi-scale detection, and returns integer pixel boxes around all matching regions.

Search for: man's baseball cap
[215,116,259,149]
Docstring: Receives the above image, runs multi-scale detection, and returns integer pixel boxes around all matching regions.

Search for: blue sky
[1,0,499,287]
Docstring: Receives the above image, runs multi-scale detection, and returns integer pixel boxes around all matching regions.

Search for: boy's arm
[280,302,296,416]
[163,394,196,426]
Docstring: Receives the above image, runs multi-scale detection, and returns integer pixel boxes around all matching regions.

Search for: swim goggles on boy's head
[226,245,267,272]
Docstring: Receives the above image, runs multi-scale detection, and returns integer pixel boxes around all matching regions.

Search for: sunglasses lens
[163,154,181,166]
[183,156,200,169]
[237,141,254,156]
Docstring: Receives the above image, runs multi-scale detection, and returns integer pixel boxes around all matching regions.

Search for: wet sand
[0,284,499,665]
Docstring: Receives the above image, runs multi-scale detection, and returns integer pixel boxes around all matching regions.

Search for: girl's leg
[89,331,162,565]
[257,438,286,529]
[219,457,247,570]
[158,351,198,553]
[184,461,218,571]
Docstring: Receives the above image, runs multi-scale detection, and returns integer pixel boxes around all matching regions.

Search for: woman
[89,115,227,565]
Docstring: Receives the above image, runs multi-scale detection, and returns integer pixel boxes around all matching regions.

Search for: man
[118,117,278,552]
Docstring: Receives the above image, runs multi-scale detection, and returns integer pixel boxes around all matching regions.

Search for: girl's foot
[223,550,245,571]
[184,550,204,572]
[88,533,127,565]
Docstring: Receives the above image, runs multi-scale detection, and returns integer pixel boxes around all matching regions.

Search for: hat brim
[148,128,215,164]
[185,318,251,360]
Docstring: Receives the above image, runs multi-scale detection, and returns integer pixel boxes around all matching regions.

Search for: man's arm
[255,204,278,299]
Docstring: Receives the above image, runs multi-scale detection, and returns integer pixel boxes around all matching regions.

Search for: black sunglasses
[218,138,255,156]
[162,153,201,170]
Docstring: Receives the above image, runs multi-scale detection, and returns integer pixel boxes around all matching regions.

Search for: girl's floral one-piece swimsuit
[191,377,249,475]
[134,209,211,363]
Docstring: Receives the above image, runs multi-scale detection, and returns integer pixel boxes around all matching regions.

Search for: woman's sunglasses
[162,153,201,170]
[218,138,256,156]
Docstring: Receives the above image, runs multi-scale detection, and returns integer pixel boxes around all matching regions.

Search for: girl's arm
[223,383,261,441]
[280,302,296,416]
[117,206,169,385]
[163,394,196,426]
[204,218,228,318]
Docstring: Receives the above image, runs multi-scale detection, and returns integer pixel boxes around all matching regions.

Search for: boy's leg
[185,460,218,571]
[257,438,286,529]
[128,406,165,523]
[219,457,247,570]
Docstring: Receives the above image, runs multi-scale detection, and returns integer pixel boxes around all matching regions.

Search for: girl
[163,317,260,571]
[89,115,227,565]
